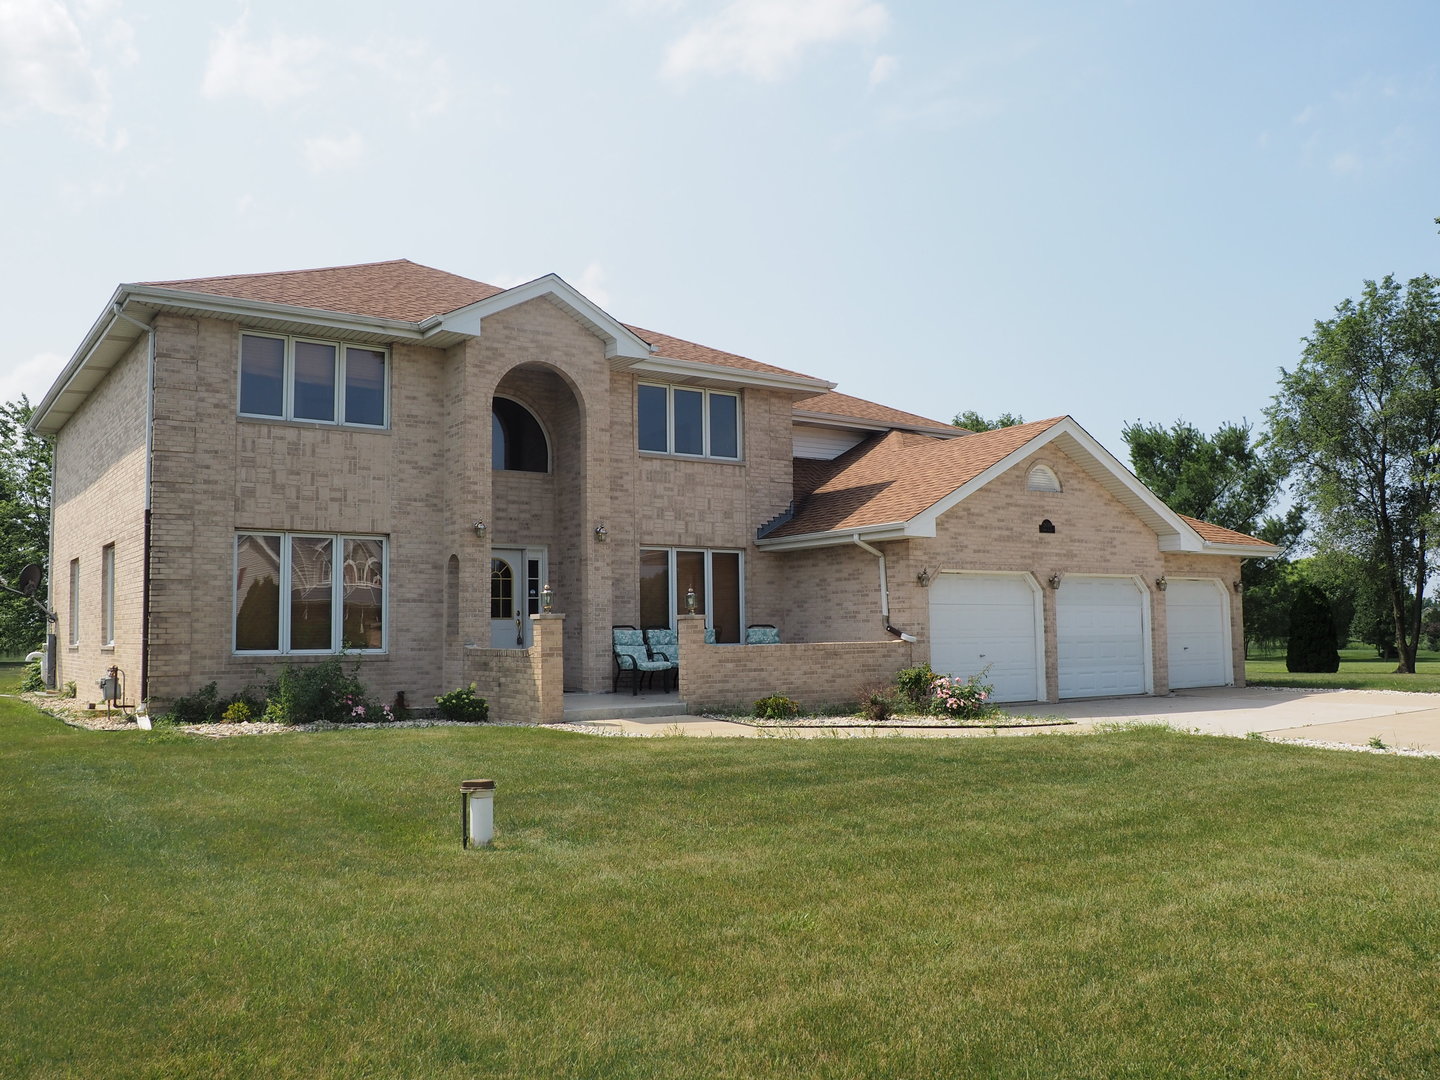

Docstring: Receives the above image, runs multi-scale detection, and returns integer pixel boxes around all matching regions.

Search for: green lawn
[1247,646,1440,692]
[5,694,1440,1078]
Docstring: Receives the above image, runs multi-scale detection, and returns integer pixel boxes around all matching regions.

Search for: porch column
[531,613,566,724]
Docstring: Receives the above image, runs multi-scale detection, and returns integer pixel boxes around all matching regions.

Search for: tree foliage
[1285,582,1341,673]
[1122,417,1299,652]
[1266,274,1440,673]
[0,397,52,655]
[952,410,1025,432]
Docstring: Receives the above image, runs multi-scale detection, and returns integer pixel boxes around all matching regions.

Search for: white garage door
[1166,579,1230,689]
[1057,576,1147,699]
[929,573,1043,703]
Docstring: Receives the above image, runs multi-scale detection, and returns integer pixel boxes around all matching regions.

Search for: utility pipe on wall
[851,534,917,642]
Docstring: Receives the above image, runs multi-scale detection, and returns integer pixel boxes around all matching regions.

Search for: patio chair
[612,625,674,695]
[745,624,781,645]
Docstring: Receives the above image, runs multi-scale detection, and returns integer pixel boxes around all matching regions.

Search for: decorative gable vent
[1027,465,1062,492]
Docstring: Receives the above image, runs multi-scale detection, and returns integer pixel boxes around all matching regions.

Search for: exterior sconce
[461,778,495,848]
[1155,576,1167,591]
[541,582,554,613]
[916,568,932,587]
[685,585,697,614]
[594,524,608,542]
[1048,573,1063,590]
[472,520,487,538]
[1233,579,1244,593]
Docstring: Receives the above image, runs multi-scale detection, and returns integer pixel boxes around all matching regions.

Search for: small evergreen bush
[435,683,489,722]
[19,660,44,693]
[856,685,896,723]
[1286,584,1341,673]
[222,701,254,723]
[753,693,801,720]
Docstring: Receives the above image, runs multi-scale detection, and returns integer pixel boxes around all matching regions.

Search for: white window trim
[233,531,389,655]
[238,332,390,429]
[637,382,742,461]
[639,546,745,637]
[101,544,115,646]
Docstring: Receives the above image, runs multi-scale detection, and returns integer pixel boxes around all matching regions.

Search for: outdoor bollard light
[541,582,554,613]
[685,584,697,614]
[461,779,495,848]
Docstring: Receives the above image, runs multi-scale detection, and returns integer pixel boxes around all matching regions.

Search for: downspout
[851,534,916,642]
[112,304,155,702]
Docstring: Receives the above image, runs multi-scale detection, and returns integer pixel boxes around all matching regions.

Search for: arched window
[1027,464,1061,492]
[492,397,549,472]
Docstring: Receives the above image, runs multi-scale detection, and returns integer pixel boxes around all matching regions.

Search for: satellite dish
[16,564,41,597]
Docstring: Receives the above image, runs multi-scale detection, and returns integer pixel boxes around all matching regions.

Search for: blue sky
[2,0,1436,459]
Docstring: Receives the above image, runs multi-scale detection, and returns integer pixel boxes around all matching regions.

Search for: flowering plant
[929,670,995,720]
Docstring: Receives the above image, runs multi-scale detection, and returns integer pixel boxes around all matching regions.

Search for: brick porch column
[531,613,566,724]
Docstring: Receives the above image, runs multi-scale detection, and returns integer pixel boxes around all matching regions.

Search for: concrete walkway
[558,686,1440,750]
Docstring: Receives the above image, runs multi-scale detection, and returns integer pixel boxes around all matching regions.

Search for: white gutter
[851,533,916,642]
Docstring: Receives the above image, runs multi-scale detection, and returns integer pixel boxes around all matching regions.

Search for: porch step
[562,692,688,722]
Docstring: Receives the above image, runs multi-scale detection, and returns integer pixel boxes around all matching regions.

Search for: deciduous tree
[0,397,52,654]
[952,410,1024,432]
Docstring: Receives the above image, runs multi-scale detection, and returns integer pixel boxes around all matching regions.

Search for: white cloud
[0,352,67,409]
[303,132,365,173]
[202,16,453,119]
[0,0,131,144]
[662,0,889,82]
[868,53,896,87]
[1329,150,1362,174]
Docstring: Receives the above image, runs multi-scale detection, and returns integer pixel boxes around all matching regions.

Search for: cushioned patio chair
[745,624,781,645]
[612,625,674,695]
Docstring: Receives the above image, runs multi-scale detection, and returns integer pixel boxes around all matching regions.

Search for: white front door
[1166,579,1231,688]
[1056,576,1148,698]
[490,548,545,648]
[928,572,1045,703]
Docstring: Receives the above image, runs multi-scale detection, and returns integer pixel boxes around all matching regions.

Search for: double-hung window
[240,333,388,427]
[637,384,740,459]
[234,532,388,654]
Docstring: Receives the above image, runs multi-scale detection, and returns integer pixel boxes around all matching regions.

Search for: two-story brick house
[31,259,1274,713]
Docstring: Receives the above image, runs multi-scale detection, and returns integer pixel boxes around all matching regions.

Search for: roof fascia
[430,273,654,360]
[633,355,835,393]
[755,522,910,552]
[122,285,431,338]
[792,410,961,437]
[1199,541,1283,558]
[29,285,132,434]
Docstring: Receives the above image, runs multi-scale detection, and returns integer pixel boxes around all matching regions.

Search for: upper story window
[637,383,741,460]
[492,397,550,472]
[239,333,388,428]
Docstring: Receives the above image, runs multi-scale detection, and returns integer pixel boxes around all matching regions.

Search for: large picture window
[637,384,741,460]
[240,333,389,428]
[638,547,743,643]
[234,532,387,654]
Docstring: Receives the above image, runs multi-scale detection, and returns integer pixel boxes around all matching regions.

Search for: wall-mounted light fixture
[541,583,554,613]
[1233,579,1244,593]
[1155,576,1168,591]
[1048,572,1063,590]
[685,585,697,614]
[594,524,608,542]
[472,520,487,538]
[916,567,932,587]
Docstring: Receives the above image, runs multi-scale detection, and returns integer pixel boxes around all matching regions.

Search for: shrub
[164,682,220,724]
[929,671,996,721]
[435,683,489,723]
[1286,584,1341,673]
[19,660,44,693]
[893,663,936,709]
[856,685,895,723]
[266,656,376,725]
[753,693,800,720]
[62,680,76,699]
[222,701,254,723]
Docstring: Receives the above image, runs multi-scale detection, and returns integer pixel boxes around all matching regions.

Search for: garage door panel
[1057,576,1146,699]
[929,574,1041,703]
[1167,579,1229,689]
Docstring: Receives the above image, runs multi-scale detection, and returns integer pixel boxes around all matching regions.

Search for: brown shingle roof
[142,259,819,381]
[143,259,504,322]
[792,390,956,433]
[1177,515,1275,548]
[768,417,1067,538]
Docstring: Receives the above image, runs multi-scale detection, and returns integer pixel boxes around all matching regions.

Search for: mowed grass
[1247,646,1440,692]
[5,691,1440,1078]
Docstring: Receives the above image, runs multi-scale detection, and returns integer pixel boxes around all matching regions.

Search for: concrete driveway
[1007,685,1440,751]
